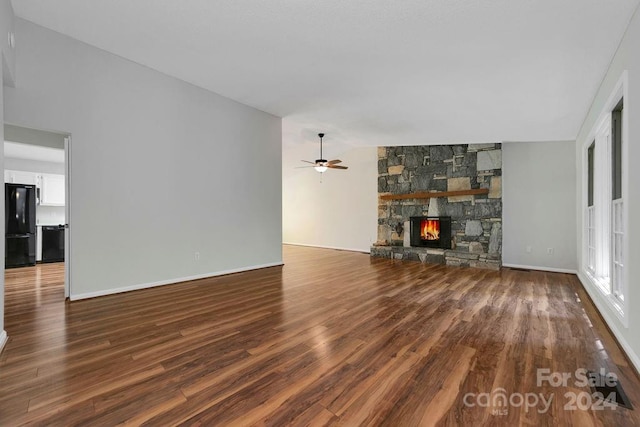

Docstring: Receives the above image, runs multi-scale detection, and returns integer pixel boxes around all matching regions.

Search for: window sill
[583,270,627,326]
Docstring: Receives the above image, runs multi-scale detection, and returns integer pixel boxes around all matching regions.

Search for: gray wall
[0,0,15,86]
[5,19,283,299]
[502,141,577,272]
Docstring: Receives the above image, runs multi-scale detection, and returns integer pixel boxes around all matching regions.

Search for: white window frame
[586,205,595,273]
[580,71,628,326]
[592,117,612,292]
[612,199,624,302]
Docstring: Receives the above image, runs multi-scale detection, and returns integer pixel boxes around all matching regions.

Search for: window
[583,95,625,315]
[586,142,595,272]
[612,100,623,200]
[588,143,595,207]
[611,100,624,302]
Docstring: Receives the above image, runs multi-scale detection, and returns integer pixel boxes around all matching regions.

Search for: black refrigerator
[5,183,37,268]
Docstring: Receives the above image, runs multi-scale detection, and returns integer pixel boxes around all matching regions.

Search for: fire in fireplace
[410,216,452,249]
[421,219,440,241]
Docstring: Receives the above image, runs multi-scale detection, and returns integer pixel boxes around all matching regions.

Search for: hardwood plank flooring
[1,245,639,425]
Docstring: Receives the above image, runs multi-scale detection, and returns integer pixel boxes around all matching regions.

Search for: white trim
[64,135,71,299]
[586,205,596,272]
[0,331,7,354]
[581,71,627,149]
[283,242,371,254]
[594,116,612,281]
[619,84,630,323]
[69,262,284,301]
[502,263,577,275]
[611,199,624,302]
[578,272,639,373]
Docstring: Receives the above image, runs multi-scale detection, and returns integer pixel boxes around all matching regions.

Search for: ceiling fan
[300,133,348,173]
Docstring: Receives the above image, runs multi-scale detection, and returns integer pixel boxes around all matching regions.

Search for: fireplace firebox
[409,216,452,249]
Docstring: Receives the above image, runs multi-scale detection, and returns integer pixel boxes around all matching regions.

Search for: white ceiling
[11,0,639,148]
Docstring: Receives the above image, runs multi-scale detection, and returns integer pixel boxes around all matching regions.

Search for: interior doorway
[3,124,71,299]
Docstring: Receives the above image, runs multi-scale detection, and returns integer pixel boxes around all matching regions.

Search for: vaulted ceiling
[12,0,639,147]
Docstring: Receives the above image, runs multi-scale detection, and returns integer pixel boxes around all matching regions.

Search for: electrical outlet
[547,248,554,255]
[526,246,532,254]
[195,252,200,261]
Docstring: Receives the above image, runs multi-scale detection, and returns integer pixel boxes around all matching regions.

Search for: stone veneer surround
[371,144,502,270]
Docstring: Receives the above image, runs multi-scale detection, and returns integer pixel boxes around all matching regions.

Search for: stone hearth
[372,144,502,270]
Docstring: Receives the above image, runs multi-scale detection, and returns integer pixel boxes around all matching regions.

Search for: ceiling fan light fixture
[299,132,348,173]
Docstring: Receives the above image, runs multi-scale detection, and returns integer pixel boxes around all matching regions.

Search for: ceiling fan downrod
[318,133,325,161]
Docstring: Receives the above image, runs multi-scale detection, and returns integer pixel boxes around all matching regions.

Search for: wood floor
[1,246,639,426]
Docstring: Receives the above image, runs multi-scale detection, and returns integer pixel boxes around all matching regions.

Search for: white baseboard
[577,272,640,374]
[502,263,578,274]
[70,262,284,301]
[283,242,371,254]
[0,330,7,354]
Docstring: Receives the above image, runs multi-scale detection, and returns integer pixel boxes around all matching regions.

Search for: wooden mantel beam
[379,188,489,201]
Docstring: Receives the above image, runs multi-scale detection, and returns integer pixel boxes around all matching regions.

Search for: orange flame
[421,219,440,241]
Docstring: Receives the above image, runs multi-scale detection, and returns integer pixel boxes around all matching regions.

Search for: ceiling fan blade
[301,160,316,164]
[327,165,348,170]
[295,166,316,169]
[327,159,342,164]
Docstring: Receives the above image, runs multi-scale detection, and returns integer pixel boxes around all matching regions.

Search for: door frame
[3,124,71,299]
[64,136,71,299]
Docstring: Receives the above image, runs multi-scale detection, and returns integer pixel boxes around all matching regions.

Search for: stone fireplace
[371,143,502,270]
